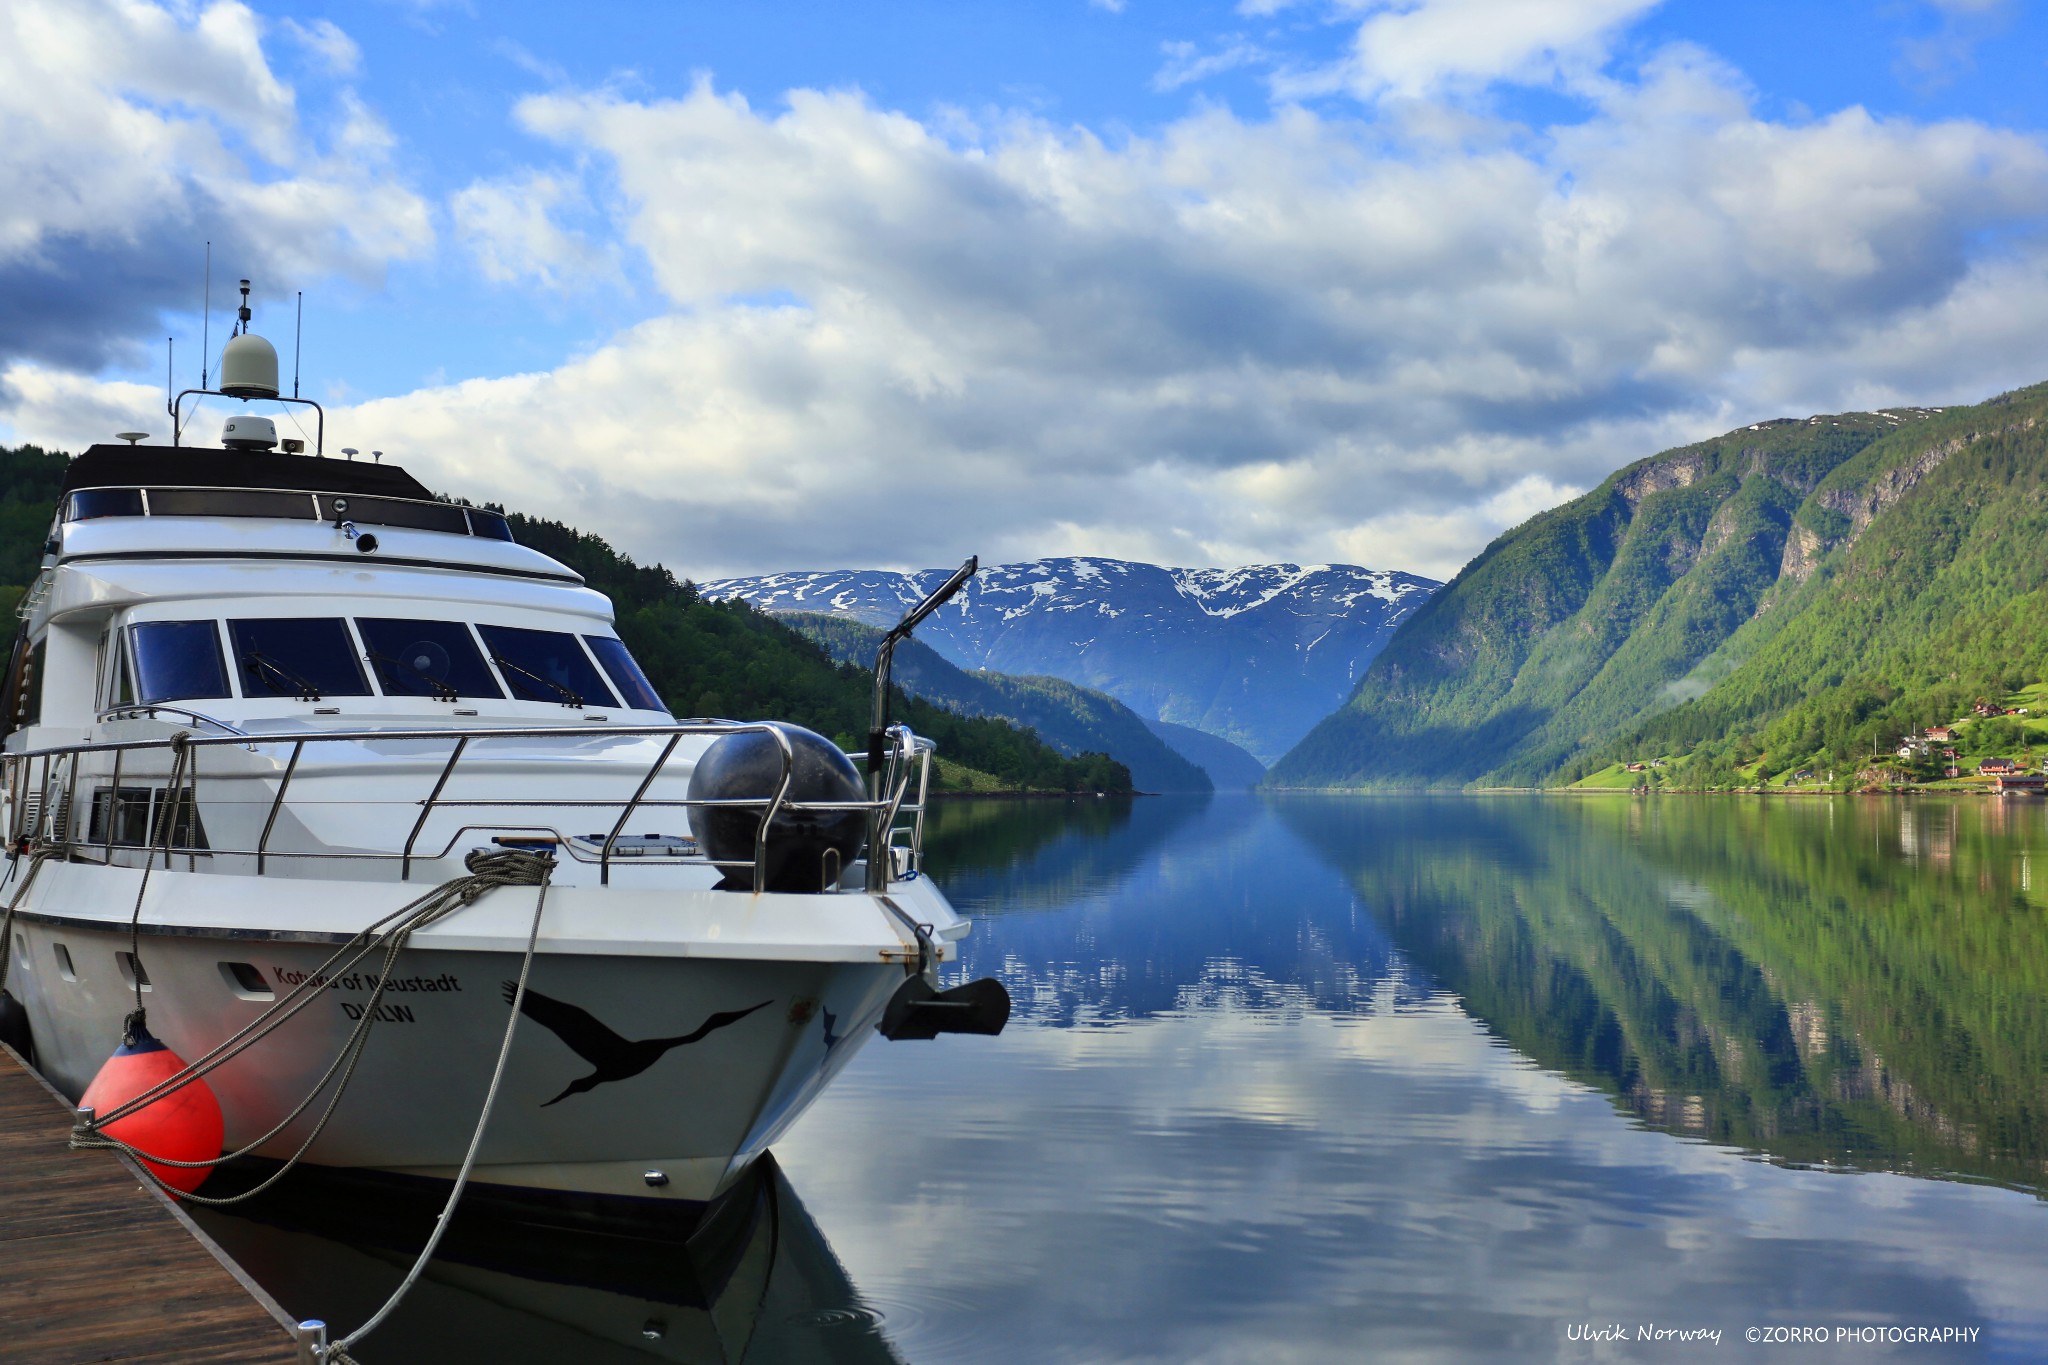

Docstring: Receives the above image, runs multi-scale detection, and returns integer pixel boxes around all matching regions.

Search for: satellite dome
[221,414,277,450]
[219,332,280,399]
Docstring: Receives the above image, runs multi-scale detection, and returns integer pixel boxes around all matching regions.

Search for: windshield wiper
[242,650,323,702]
[489,654,583,707]
[365,649,458,703]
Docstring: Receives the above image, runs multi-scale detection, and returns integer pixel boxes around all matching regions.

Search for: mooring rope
[122,733,194,1041]
[323,850,554,1365]
[70,848,555,1213]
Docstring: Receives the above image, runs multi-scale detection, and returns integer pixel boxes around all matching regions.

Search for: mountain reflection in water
[772,794,2047,1363]
[926,793,2048,1192]
[1271,795,2048,1193]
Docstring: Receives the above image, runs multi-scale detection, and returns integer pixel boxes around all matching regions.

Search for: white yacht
[0,316,1005,1223]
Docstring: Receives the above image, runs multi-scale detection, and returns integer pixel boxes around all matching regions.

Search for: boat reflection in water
[192,1155,905,1364]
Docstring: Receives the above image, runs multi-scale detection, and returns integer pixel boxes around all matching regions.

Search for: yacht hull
[4,860,950,1209]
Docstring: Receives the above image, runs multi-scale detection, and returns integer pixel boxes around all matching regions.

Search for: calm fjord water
[204,795,2048,1361]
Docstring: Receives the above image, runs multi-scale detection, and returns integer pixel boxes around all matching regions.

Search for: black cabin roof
[64,444,436,502]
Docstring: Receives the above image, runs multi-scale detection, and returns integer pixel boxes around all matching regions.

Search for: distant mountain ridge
[1272,384,2048,789]
[783,613,1218,792]
[702,557,1439,762]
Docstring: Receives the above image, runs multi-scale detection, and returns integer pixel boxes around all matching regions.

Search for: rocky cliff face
[701,558,1438,763]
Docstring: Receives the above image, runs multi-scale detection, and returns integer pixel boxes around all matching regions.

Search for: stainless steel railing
[0,719,934,891]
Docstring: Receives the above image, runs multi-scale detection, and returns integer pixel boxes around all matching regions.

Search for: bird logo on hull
[501,982,770,1105]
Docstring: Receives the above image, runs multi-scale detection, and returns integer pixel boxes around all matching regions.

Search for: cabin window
[97,629,135,710]
[109,638,135,706]
[355,618,504,700]
[148,489,317,520]
[476,625,621,709]
[583,636,665,712]
[132,622,229,704]
[89,786,205,850]
[67,489,145,520]
[315,495,469,535]
[228,619,372,701]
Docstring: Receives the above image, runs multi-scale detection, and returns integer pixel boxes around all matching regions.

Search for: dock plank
[0,1044,297,1364]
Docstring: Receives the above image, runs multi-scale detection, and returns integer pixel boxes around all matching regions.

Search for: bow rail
[0,720,935,892]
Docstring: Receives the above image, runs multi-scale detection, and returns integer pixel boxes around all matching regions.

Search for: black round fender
[687,724,868,891]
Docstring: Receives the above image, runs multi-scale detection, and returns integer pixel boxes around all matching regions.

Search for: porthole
[219,961,274,1001]
[117,951,152,992]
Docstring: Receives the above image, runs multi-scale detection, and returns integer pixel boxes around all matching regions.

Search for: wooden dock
[0,1042,299,1364]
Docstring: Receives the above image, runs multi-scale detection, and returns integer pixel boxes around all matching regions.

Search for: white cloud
[1344,0,1665,100]
[451,170,620,291]
[230,60,2044,581]
[1154,38,1269,93]
[280,16,361,75]
[1897,0,2013,90]
[7,4,2048,586]
[0,1,430,372]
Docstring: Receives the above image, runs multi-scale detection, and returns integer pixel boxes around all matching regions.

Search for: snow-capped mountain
[700,558,1439,762]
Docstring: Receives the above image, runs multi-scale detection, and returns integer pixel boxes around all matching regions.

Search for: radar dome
[221,414,277,450]
[219,332,279,399]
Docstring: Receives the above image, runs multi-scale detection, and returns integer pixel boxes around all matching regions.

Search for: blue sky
[5,1,2048,579]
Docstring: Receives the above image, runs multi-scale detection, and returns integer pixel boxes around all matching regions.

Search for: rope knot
[461,846,556,886]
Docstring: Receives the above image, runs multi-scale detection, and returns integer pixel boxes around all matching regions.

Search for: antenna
[293,291,303,398]
[235,278,251,336]
[165,337,173,417]
[201,241,211,390]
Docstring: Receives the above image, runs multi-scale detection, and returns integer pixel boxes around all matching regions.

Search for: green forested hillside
[1272,381,2048,788]
[781,611,1211,792]
[0,444,69,586]
[1605,387,2048,786]
[0,442,1129,795]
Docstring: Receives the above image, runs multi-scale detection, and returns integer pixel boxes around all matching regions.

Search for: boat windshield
[130,621,229,704]
[476,625,620,709]
[229,619,373,700]
[583,636,665,712]
[356,618,504,701]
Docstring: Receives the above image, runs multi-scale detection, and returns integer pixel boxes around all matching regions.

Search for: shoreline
[1257,784,2034,798]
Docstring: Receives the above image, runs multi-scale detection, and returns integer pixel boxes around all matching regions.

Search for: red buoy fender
[79,1025,223,1196]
